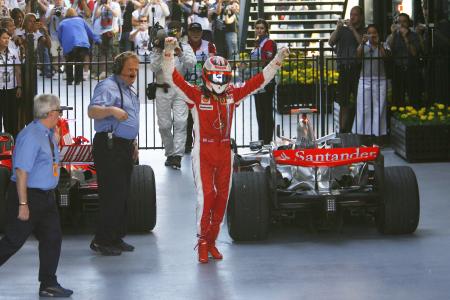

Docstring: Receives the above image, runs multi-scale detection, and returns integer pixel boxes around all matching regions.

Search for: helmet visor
[204,71,232,85]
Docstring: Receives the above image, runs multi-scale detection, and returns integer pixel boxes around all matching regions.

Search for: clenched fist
[164,37,178,52]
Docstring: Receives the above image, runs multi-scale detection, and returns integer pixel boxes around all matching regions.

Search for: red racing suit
[162,50,284,242]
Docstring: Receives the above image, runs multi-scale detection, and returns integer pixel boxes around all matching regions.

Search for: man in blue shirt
[58,8,100,84]
[88,51,140,256]
[0,94,73,298]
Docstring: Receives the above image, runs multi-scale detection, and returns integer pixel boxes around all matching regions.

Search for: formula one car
[0,118,156,233]
[227,109,420,241]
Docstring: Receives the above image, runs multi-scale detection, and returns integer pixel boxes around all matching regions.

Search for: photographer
[353,25,388,137]
[129,15,150,58]
[224,0,238,59]
[328,5,364,133]
[192,0,212,42]
[386,13,422,107]
[45,0,67,69]
[149,21,196,169]
[131,0,169,29]
[69,0,93,20]
[92,0,121,79]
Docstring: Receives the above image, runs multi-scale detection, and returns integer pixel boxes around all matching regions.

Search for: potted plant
[390,104,450,162]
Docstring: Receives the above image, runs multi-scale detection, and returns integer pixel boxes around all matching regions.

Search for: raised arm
[163,37,201,105]
[233,47,289,104]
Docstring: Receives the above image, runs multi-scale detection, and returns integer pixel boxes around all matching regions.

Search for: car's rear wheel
[227,172,270,241]
[0,167,10,232]
[376,166,420,234]
[127,165,156,232]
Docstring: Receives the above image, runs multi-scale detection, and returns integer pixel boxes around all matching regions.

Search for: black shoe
[90,241,122,256]
[114,239,135,252]
[39,284,73,297]
[172,156,182,169]
[165,156,174,167]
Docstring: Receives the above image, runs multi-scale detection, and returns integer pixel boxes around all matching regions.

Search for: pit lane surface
[1,149,449,300]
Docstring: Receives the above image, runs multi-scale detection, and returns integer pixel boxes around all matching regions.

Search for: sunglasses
[50,109,64,115]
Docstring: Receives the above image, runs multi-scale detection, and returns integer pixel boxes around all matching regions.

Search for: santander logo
[273,147,380,167]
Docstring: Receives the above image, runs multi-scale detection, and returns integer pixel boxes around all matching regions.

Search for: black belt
[96,132,134,145]
[28,187,55,195]
[156,83,170,93]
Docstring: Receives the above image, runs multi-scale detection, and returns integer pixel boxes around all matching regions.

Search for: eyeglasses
[50,109,64,115]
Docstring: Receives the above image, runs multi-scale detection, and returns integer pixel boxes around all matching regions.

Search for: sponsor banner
[60,145,93,163]
[273,147,380,167]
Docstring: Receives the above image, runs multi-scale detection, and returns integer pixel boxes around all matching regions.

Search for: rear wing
[59,145,93,164]
[273,147,380,167]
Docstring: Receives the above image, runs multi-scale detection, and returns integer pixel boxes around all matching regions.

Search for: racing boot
[207,226,223,260]
[197,238,209,263]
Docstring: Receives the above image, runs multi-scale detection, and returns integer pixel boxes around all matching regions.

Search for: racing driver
[162,37,289,263]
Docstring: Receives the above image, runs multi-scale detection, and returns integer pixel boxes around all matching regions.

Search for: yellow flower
[420,115,427,121]
[447,106,450,111]
[428,115,434,121]
[428,111,435,116]
[401,114,408,119]
[438,111,443,116]
[437,104,445,110]
[391,106,398,112]
[410,110,417,115]
[399,107,405,112]
[406,106,414,111]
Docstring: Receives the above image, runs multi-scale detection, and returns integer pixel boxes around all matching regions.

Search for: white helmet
[202,56,232,94]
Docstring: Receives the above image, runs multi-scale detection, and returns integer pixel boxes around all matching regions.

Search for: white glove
[164,37,178,52]
[276,47,290,61]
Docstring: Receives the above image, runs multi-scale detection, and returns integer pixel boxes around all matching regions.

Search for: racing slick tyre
[128,165,156,232]
[0,167,10,232]
[227,172,270,241]
[376,166,420,234]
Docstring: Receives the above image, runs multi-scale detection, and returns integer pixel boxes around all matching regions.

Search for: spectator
[149,20,196,169]
[129,14,150,58]
[1,17,22,56]
[387,13,422,107]
[118,0,138,52]
[328,5,364,133]
[185,22,216,153]
[10,7,24,36]
[45,0,67,70]
[17,13,53,78]
[251,18,277,145]
[88,52,140,256]
[132,0,169,29]
[223,0,238,59]
[69,0,93,20]
[192,0,212,41]
[92,0,121,80]
[0,28,22,136]
[1,0,9,18]
[210,0,226,56]
[353,24,387,137]
[0,94,73,298]
[58,8,100,84]
[167,0,183,23]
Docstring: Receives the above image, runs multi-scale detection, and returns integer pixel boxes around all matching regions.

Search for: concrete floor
[1,149,450,300]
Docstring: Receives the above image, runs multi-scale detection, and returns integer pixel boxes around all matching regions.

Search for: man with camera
[131,0,169,29]
[92,0,121,79]
[192,0,212,42]
[328,5,364,134]
[149,21,196,169]
[88,51,140,256]
[386,13,422,107]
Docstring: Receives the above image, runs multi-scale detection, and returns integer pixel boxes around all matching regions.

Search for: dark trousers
[185,111,194,151]
[254,90,274,144]
[392,65,422,107]
[92,132,134,245]
[0,184,61,287]
[336,64,360,133]
[0,88,18,136]
[65,47,89,83]
[119,32,133,52]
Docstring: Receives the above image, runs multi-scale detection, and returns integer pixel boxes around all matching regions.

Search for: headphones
[113,51,138,75]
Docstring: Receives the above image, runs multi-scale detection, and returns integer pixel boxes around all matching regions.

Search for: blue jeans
[225,32,238,60]
[37,43,52,77]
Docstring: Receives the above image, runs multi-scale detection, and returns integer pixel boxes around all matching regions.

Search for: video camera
[149,22,179,50]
